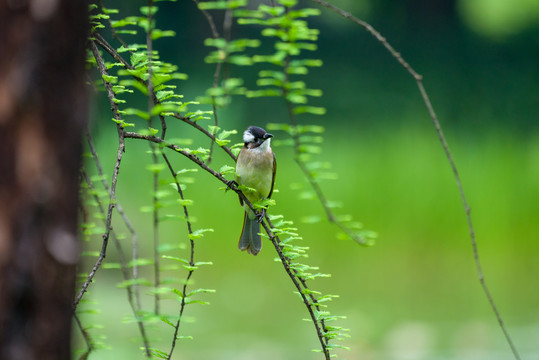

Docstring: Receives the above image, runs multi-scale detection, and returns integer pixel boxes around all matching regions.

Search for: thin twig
[93,32,133,70]
[192,0,222,165]
[99,0,132,54]
[223,2,233,80]
[73,313,92,360]
[262,216,331,359]
[192,0,219,38]
[84,127,143,311]
[145,0,162,316]
[74,41,126,308]
[91,34,238,163]
[162,154,196,360]
[310,1,521,358]
[81,167,153,355]
[82,39,152,358]
[274,9,369,246]
[173,113,238,161]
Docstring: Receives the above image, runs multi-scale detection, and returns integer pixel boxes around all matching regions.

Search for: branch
[144,0,162,317]
[123,131,331,359]
[173,113,237,161]
[262,215,331,359]
[73,313,92,360]
[83,127,143,312]
[310,1,521,358]
[192,0,222,165]
[74,40,126,308]
[79,39,152,358]
[91,33,238,163]
[162,154,197,360]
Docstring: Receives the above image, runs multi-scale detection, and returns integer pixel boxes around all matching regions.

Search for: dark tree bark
[0,1,87,359]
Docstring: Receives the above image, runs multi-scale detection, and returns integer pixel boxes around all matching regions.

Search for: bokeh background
[79,0,539,359]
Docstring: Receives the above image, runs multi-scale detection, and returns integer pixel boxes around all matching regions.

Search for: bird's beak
[264,133,273,139]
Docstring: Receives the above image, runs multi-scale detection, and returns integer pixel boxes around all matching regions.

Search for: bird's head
[243,126,273,148]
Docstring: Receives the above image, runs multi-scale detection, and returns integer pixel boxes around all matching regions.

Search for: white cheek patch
[253,138,271,153]
[243,130,255,143]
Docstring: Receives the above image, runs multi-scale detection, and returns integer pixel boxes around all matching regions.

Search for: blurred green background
[79,0,539,359]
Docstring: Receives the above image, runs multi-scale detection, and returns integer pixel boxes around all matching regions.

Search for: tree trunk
[0,1,87,359]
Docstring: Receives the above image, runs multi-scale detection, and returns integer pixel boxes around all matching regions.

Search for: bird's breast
[235,147,274,203]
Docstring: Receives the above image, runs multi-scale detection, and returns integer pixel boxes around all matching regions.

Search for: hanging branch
[145,0,163,316]
[192,0,221,164]
[84,127,143,311]
[161,154,197,360]
[282,56,369,245]
[73,313,92,360]
[80,164,151,353]
[78,39,152,358]
[309,1,521,359]
[74,40,127,308]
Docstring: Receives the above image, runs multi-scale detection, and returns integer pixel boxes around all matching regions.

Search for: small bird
[234,126,276,255]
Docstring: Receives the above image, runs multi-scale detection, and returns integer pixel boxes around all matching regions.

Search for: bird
[234,126,276,255]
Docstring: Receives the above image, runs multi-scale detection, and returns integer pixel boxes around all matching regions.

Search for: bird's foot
[256,209,266,223]
[225,180,238,192]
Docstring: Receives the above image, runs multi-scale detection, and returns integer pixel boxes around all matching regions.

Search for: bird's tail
[238,211,262,255]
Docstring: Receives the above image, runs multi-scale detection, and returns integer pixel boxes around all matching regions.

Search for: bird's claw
[256,209,266,223]
[225,180,238,192]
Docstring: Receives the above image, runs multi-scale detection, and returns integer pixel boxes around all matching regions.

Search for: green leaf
[101,7,119,14]
[177,198,193,207]
[162,255,189,264]
[175,168,198,175]
[116,29,138,35]
[215,139,230,146]
[149,348,169,359]
[101,74,117,83]
[123,107,150,120]
[189,228,214,240]
[194,261,214,266]
[176,335,193,340]
[102,262,121,269]
[246,89,282,98]
[297,124,325,134]
[228,55,253,66]
[140,6,158,15]
[187,288,216,296]
[127,258,154,267]
[277,0,298,7]
[253,198,276,209]
[293,106,326,115]
[204,38,228,49]
[130,51,147,67]
[111,19,137,28]
[146,163,166,173]
[152,29,176,40]
[219,165,235,175]
[198,0,247,10]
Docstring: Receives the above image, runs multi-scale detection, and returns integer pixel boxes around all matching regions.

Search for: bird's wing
[268,151,276,198]
[236,147,244,206]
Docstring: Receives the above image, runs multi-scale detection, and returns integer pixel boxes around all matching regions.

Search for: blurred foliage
[458,0,539,38]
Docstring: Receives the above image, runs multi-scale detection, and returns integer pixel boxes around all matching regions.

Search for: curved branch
[310,1,521,358]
